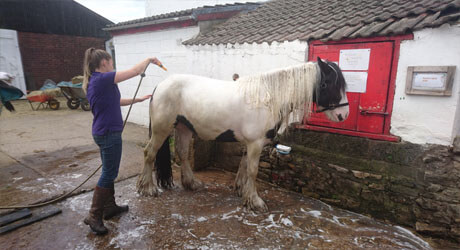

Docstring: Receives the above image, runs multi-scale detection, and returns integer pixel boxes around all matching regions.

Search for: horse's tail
[149,86,174,188]
[155,137,173,188]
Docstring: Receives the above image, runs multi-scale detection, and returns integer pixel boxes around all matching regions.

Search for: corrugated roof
[105,2,261,31]
[0,0,113,38]
[183,0,460,45]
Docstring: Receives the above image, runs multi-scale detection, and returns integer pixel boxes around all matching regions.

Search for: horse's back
[155,74,240,108]
[160,74,236,92]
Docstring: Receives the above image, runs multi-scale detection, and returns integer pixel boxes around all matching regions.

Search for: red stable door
[305,41,396,139]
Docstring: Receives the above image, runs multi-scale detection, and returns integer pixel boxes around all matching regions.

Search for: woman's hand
[120,95,152,106]
[137,94,152,103]
[149,57,161,66]
[116,57,165,84]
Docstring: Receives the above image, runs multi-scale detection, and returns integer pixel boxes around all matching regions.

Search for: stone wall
[205,129,460,242]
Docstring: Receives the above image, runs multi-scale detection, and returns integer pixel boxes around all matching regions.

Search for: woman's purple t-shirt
[86,71,123,136]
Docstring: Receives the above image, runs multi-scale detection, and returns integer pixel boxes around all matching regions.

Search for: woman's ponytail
[82,48,111,94]
[82,48,94,94]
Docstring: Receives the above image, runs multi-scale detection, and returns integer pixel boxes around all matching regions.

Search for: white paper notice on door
[343,72,368,93]
[339,49,371,71]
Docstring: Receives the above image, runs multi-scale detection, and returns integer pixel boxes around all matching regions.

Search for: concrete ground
[0,98,147,210]
[0,99,456,249]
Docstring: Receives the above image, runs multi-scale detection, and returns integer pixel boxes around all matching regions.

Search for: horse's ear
[317,56,330,73]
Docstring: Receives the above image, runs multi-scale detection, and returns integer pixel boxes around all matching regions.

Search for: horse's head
[314,57,349,122]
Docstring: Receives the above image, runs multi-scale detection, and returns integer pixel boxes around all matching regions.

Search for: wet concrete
[0,99,457,249]
[0,169,449,249]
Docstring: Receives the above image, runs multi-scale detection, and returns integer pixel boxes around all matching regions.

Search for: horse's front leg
[176,123,203,190]
[242,139,268,212]
[137,133,167,196]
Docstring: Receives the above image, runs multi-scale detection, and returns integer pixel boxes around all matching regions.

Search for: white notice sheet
[339,49,371,71]
[343,71,368,93]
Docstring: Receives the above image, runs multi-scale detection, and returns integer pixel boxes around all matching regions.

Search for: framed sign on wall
[405,66,456,96]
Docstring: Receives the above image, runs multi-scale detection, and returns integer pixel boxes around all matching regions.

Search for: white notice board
[339,49,371,71]
[412,72,446,90]
[343,72,368,93]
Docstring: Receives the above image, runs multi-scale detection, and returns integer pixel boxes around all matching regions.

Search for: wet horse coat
[137,58,349,212]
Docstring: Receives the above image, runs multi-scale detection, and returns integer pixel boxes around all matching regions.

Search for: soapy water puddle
[0,169,437,249]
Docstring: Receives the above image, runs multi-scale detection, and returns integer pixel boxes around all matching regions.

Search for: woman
[82,48,161,235]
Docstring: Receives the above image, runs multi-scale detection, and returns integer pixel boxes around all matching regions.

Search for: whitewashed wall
[145,0,265,16]
[0,29,27,95]
[114,23,460,146]
[113,26,200,126]
[113,25,307,127]
[391,24,460,145]
[186,41,307,80]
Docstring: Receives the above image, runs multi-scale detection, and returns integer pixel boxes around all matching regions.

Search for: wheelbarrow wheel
[48,99,60,110]
[81,99,91,111]
[67,99,80,109]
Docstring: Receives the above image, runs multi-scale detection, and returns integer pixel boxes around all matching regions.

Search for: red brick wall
[18,32,106,90]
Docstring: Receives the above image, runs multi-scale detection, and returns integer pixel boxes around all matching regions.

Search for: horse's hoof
[244,195,268,213]
[193,179,204,190]
[182,178,203,191]
[136,177,159,197]
[137,187,159,197]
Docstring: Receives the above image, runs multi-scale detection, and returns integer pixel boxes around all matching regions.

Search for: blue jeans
[93,131,122,189]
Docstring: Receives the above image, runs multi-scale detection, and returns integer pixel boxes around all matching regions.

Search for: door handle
[360,109,389,116]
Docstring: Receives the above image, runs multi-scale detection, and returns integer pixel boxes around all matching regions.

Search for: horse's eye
[320,83,327,89]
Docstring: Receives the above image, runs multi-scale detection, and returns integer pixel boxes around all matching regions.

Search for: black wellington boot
[84,186,111,235]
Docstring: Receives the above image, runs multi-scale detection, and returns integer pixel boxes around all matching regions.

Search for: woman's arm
[120,94,152,106]
[114,57,161,84]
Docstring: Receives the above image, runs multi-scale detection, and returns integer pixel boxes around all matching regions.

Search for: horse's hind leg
[176,123,203,190]
[242,139,268,212]
[137,132,170,196]
[234,152,247,197]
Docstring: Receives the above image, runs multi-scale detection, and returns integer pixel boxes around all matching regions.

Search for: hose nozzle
[154,60,167,71]
[158,64,167,71]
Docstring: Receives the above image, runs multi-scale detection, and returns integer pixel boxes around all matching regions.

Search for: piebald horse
[137,57,349,212]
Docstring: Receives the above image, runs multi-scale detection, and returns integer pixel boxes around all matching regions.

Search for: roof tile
[106,2,260,30]
[328,24,364,41]
[131,0,459,45]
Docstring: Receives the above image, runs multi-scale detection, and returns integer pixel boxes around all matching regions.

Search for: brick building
[0,0,113,90]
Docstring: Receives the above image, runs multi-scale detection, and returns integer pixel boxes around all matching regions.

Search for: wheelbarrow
[26,89,61,111]
[57,81,90,111]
